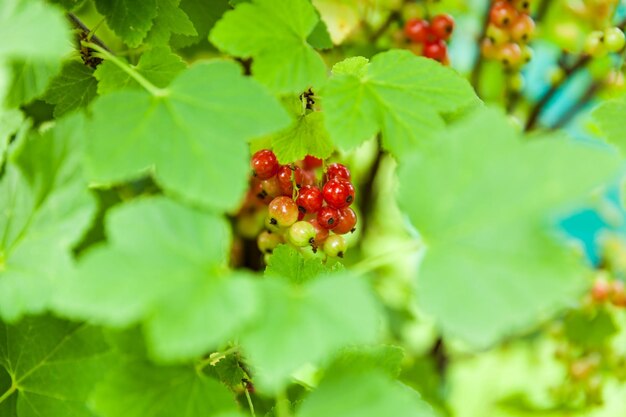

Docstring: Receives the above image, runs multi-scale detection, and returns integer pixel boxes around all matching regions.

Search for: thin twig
[67,13,111,52]
[470,0,492,94]
[552,81,603,129]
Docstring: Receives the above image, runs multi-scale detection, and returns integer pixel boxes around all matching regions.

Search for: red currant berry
[510,14,535,43]
[287,221,317,247]
[303,155,323,170]
[257,231,282,254]
[260,176,282,198]
[490,1,518,28]
[325,163,351,181]
[277,165,296,195]
[251,149,278,180]
[317,206,340,229]
[591,276,611,303]
[404,18,430,43]
[612,280,626,308]
[333,207,357,235]
[323,235,347,258]
[309,218,329,246]
[267,196,298,227]
[423,40,448,62]
[298,169,317,188]
[323,178,355,209]
[296,185,323,214]
[430,14,455,41]
[497,42,523,68]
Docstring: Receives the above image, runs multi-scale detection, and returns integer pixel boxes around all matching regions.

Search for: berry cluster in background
[481,0,535,70]
[237,150,357,261]
[404,13,455,64]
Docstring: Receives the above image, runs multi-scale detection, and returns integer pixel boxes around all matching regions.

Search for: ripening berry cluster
[481,0,535,69]
[590,275,626,308]
[404,14,455,64]
[245,149,357,259]
[584,26,625,57]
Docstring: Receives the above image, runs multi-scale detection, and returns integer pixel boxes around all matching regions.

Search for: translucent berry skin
[497,42,523,68]
[404,18,430,43]
[423,40,448,62]
[510,14,535,43]
[260,176,282,198]
[276,165,309,195]
[317,206,340,229]
[296,185,323,214]
[251,149,279,180]
[303,155,323,170]
[309,218,329,245]
[287,221,317,247]
[323,178,355,209]
[604,27,626,53]
[268,196,299,227]
[326,163,351,181]
[257,231,282,254]
[430,14,455,41]
[489,1,518,28]
[323,235,347,258]
[333,207,357,235]
[591,277,611,303]
[513,0,531,13]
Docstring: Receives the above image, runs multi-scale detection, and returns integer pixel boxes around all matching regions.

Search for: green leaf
[0,0,71,60]
[266,244,342,285]
[171,0,230,48]
[94,47,187,94]
[43,61,98,117]
[0,115,96,321]
[0,316,112,417]
[49,0,87,11]
[54,197,258,361]
[240,274,381,392]
[85,60,290,211]
[270,111,334,164]
[94,0,158,47]
[297,370,435,417]
[146,0,197,45]
[211,355,247,390]
[324,345,405,379]
[90,358,237,417]
[0,109,23,166]
[593,97,626,155]
[563,308,618,349]
[5,60,61,108]
[397,108,622,348]
[322,49,480,154]
[209,0,327,94]
[307,15,333,50]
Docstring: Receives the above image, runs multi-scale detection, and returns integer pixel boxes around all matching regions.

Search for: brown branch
[359,137,384,234]
[524,54,591,131]
[552,81,603,130]
[470,0,492,94]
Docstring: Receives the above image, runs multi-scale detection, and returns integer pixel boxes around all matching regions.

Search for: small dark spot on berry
[503,18,509,25]
[312,246,318,253]
[265,249,272,254]
[350,227,356,233]
[446,26,452,33]
[522,34,527,41]
[256,192,265,200]
[309,237,315,244]
[346,195,353,203]
[298,206,306,214]
[328,218,334,225]
[269,218,277,225]
[600,36,605,42]
[338,251,344,258]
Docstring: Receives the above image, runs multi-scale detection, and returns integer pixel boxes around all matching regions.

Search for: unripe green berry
[584,31,606,56]
[257,231,283,254]
[323,235,347,258]
[604,27,625,53]
[486,23,510,46]
[287,221,317,247]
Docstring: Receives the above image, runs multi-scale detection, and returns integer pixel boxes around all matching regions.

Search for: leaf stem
[351,241,421,275]
[82,41,168,97]
[0,382,16,405]
[244,385,256,417]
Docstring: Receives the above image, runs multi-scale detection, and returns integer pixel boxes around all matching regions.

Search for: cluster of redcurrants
[404,14,455,64]
[481,0,535,69]
[244,149,357,259]
[590,274,626,308]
